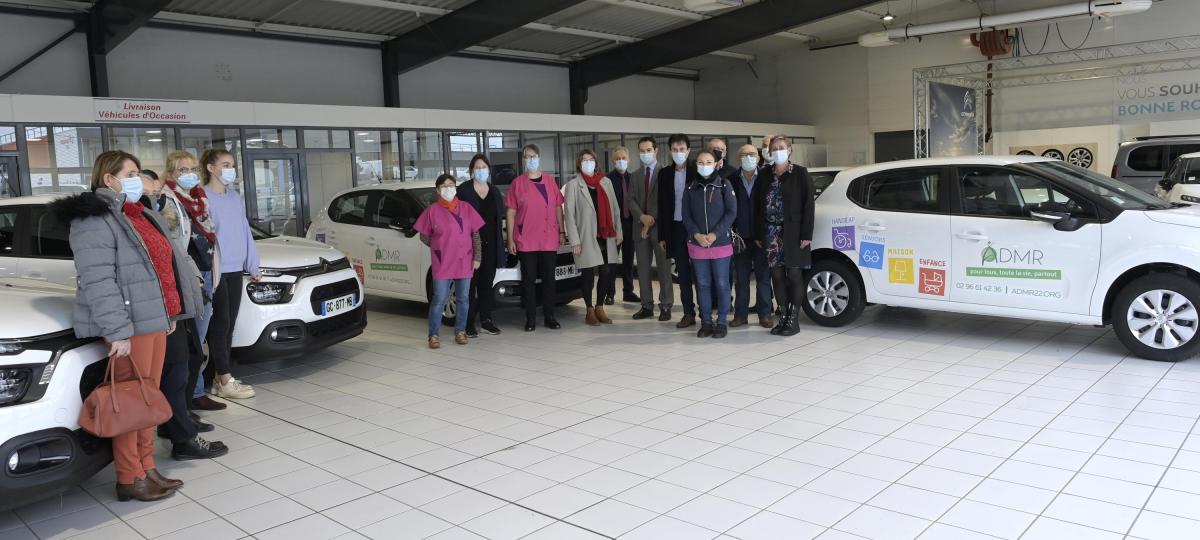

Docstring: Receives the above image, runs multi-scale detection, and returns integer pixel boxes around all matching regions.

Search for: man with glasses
[731,144,774,328]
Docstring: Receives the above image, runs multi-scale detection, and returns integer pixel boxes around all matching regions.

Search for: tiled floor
[5,293,1200,540]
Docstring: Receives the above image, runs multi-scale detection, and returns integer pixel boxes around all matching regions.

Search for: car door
[21,206,77,285]
[851,167,952,301]
[949,165,1101,314]
[368,189,429,298]
[315,191,375,291]
[0,206,21,279]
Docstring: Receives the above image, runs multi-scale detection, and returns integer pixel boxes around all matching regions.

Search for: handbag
[79,351,172,438]
[730,230,746,254]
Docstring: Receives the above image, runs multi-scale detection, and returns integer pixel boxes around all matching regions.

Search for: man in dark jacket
[731,144,774,329]
[657,134,699,328]
[706,138,738,180]
[603,147,639,305]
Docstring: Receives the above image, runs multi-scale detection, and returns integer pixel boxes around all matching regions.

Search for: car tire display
[801,258,865,327]
[1111,272,1200,362]
[1041,148,1065,160]
[1067,147,1094,169]
[1016,150,1035,156]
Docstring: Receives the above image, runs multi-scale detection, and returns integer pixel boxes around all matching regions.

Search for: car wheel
[1067,147,1094,168]
[1111,273,1200,361]
[1042,148,1065,161]
[425,272,458,326]
[1016,150,1035,156]
[800,259,865,327]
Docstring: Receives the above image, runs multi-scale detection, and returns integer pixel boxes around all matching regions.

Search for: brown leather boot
[145,468,183,489]
[594,306,612,324]
[585,307,600,326]
[676,314,696,329]
[116,477,175,502]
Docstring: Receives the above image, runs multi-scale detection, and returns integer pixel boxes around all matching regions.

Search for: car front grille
[310,278,360,315]
[555,252,574,267]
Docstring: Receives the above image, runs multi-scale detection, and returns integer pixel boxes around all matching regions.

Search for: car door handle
[956,232,989,241]
[859,223,887,232]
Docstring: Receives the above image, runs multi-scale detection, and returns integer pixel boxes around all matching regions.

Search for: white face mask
[614,159,629,173]
[524,156,539,172]
[697,164,715,178]
[580,160,597,175]
[439,187,456,201]
[671,151,688,166]
[219,167,237,184]
[639,152,656,166]
[771,149,790,165]
[473,168,490,183]
[741,155,759,172]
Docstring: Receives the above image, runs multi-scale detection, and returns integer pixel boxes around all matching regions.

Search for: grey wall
[0,14,90,96]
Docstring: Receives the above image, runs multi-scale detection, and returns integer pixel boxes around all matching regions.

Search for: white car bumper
[231,265,367,361]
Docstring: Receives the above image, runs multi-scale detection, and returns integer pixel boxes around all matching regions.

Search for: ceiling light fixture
[881,1,895,23]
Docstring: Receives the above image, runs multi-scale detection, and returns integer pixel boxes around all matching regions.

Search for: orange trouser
[111,331,167,485]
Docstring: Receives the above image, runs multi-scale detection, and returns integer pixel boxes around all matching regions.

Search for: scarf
[167,180,216,244]
[437,196,459,213]
[582,171,616,239]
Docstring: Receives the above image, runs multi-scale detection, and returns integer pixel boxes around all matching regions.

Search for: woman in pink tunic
[505,143,566,332]
[415,174,484,349]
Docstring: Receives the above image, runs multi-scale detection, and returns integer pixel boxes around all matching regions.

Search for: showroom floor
[4,292,1200,540]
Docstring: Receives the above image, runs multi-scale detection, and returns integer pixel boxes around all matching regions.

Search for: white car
[306,183,580,322]
[809,166,849,198]
[807,155,1198,361]
[0,195,366,362]
[1154,152,1200,204]
[0,278,111,510]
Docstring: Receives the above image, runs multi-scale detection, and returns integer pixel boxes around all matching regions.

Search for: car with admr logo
[807,155,1200,361]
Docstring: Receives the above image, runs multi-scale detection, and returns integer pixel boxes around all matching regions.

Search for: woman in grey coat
[563,149,622,326]
[50,150,203,503]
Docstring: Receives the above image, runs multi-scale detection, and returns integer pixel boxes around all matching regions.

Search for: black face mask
[712,149,724,163]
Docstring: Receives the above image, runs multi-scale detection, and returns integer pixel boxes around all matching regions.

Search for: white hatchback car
[0,278,111,510]
[807,155,1200,361]
[0,195,366,362]
[306,183,580,322]
[1155,152,1200,204]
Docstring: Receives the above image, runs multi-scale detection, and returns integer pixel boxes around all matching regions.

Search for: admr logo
[375,247,383,260]
[980,243,1044,266]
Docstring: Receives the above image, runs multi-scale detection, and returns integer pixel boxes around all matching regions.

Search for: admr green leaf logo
[375,247,383,260]
[981,243,998,265]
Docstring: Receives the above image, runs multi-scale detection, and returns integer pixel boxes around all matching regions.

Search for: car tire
[1067,147,1094,169]
[1111,273,1200,362]
[425,271,458,326]
[1042,148,1065,161]
[1016,150,1035,156]
[800,259,865,327]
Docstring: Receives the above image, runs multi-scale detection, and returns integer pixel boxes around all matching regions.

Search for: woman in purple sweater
[201,149,258,400]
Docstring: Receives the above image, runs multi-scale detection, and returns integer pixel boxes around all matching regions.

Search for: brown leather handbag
[79,354,172,438]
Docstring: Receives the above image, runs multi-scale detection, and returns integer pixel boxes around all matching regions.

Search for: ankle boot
[780,305,801,337]
[770,305,790,335]
[585,307,600,326]
[145,468,183,489]
[116,477,174,502]
[595,305,612,324]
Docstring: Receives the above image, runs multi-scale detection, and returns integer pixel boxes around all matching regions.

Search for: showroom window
[353,130,400,185]
[448,131,484,182]
[26,126,103,194]
[180,128,242,172]
[0,126,15,152]
[560,133,594,178]
[303,129,351,149]
[855,168,943,213]
[486,131,520,186]
[246,128,298,149]
[403,130,444,182]
[107,127,176,173]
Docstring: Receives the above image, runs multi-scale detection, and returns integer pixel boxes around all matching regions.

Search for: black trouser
[603,219,636,298]
[467,242,498,326]
[581,242,613,308]
[204,271,242,384]
[160,320,198,445]
[771,265,805,312]
[519,251,557,322]
[670,221,696,316]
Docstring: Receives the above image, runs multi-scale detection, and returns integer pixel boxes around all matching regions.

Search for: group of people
[418,134,815,347]
[52,148,262,502]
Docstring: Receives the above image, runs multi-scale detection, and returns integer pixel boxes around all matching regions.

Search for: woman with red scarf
[414,174,483,348]
[563,149,623,326]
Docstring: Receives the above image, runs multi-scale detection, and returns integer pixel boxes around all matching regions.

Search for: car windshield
[250,224,273,240]
[1026,161,1171,210]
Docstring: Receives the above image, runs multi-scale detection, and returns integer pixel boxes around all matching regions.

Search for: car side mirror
[389,217,417,238]
[1031,209,1083,232]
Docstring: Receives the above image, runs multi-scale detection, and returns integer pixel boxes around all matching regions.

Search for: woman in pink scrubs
[506,144,566,332]
[415,174,484,349]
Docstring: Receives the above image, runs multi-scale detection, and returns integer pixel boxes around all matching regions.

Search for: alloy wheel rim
[1127,288,1198,350]
[807,270,849,318]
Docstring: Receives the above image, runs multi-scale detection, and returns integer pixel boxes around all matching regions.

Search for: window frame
[949,165,1107,223]
[26,205,73,259]
[326,190,372,227]
[847,166,952,215]
[0,205,27,258]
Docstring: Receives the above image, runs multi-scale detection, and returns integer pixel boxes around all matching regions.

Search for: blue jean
[693,256,732,326]
[429,277,471,337]
[192,270,215,399]
[734,245,773,319]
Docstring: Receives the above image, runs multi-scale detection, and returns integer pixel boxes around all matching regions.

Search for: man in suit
[628,137,673,321]
[604,147,639,305]
[657,133,699,328]
[731,143,774,328]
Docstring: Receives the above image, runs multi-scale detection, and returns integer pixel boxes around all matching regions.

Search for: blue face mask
[524,157,539,172]
[697,165,716,178]
[220,168,237,185]
[473,168,490,183]
[177,173,200,189]
[119,177,143,202]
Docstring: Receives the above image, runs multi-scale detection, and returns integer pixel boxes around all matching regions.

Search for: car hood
[1144,205,1200,228]
[256,236,348,269]
[0,278,76,338]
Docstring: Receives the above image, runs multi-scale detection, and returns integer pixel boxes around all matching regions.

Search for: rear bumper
[233,304,367,362]
[0,427,111,511]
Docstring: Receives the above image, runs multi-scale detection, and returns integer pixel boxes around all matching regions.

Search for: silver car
[1112,135,1200,193]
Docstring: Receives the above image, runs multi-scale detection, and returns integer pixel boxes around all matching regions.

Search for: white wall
[0,14,90,97]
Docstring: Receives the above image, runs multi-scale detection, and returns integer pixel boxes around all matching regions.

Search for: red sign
[919,267,946,296]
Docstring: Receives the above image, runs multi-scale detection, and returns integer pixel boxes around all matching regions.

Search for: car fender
[1091,213,1200,317]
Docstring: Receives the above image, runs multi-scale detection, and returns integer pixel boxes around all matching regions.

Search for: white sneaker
[211,378,255,399]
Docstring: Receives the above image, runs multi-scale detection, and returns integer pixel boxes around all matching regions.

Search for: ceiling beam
[88,0,173,53]
[592,0,815,42]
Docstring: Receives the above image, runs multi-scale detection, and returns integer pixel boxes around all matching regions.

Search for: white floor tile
[868,484,958,521]
[768,489,860,527]
[938,500,1035,540]
[727,511,825,540]
[834,505,930,540]
[567,499,657,538]
[460,504,553,540]
[621,516,720,540]
[668,494,759,532]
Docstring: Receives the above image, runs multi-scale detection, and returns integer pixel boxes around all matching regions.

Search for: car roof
[808,167,849,173]
[0,193,72,207]
[1180,152,1200,159]
[840,155,1056,178]
[1121,136,1200,147]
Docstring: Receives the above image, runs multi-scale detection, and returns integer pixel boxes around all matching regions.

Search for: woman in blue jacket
[683,150,737,339]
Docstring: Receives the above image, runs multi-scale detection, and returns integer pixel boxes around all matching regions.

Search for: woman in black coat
[457,153,506,337]
[753,136,815,337]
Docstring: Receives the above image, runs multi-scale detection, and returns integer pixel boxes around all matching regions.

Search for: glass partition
[303,129,351,149]
[26,126,103,194]
[447,130,484,182]
[402,130,444,182]
[306,151,353,225]
[108,127,176,174]
[521,132,558,182]
[246,128,297,149]
[560,133,594,180]
[251,156,301,236]
[0,126,15,152]
[353,130,400,185]
[486,131,520,186]
[180,128,243,181]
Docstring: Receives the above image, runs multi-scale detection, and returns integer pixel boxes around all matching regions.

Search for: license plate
[554,264,579,280]
[321,293,356,317]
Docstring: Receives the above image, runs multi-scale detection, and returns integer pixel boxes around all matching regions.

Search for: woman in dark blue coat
[457,154,506,337]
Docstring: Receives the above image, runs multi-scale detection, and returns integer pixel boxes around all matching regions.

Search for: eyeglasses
[175,167,199,174]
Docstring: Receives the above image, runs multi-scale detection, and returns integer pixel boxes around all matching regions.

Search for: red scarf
[437,196,459,213]
[582,172,616,239]
[123,202,181,318]
[166,180,217,244]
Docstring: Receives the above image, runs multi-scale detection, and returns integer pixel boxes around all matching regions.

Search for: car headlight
[246,282,291,304]
[1181,195,1200,203]
[0,342,23,355]
[0,367,31,405]
[259,268,285,277]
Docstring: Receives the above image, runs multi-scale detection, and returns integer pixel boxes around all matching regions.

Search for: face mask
[771,149,790,165]
[580,160,596,175]
[671,151,688,166]
[712,149,724,163]
[473,168,490,183]
[439,187,456,201]
[741,156,759,172]
[177,173,200,189]
[763,148,774,165]
[220,168,237,184]
[697,164,715,178]
[614,159,629,173]
[639,152,656,166]
[118,176,143,202]
[524,157,539,172]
